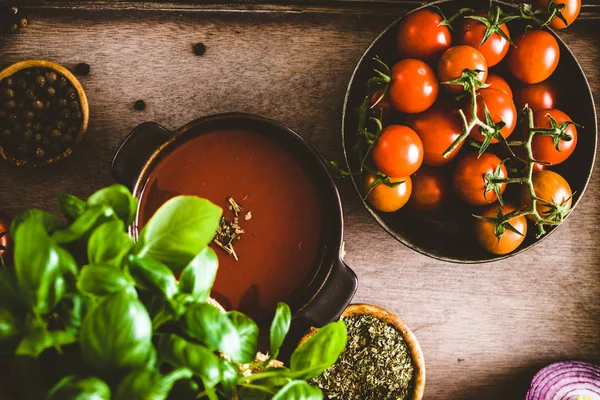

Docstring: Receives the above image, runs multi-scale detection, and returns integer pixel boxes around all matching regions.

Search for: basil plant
[0,185,347,400]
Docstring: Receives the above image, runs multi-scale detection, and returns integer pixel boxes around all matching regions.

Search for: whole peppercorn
[46,86,56,97]
[3,88,14,99]
[19,17,27,28]
[75,63,90,76]
[35,75,46,87]
[43,100,51,110]
[134,100,146,111]
[23,88,35,100]
[4,100,16,109]
[62,134,73,144]
[22,110,34,120]
[32,100,43,110]
[34,133,43,144]
[65,87,77,100]
[22,129,33,142]
[71,111,83,121]
[193,42,206,56]
[32,123,42,132]
[68,101,80,111]
[50,129,62,141]
[16,79,26,90]
[67,126,78,136]
[16,101,25,110]
[1,77,14,87]
[55,120,66,130]
[2,129,12,139]
[10,23,18,34]
[51,144,61,154]
[42,137,50,146]
[45,71,57,84]
[6,113,17,124]
[13,123,22,132]
[57,76,68,89]
[57,98,68,108]
[61,109,71,119]
[0,110,7,119]
[17,143,28,155]
[35,147,45,160]
[23,122,32,129]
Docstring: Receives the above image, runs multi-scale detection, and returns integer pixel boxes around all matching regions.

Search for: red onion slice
[526,361,600,400]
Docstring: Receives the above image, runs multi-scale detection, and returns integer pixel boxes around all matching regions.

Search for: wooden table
[0,1,599,398]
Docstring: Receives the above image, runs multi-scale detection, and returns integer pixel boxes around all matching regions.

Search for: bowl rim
[0,59,90,167]
[340,0,598,264]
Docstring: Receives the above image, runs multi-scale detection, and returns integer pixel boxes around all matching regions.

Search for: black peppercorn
[67,126,78,136]
[75,63,90,76]
[193,42,206,56]
[35,75,46,87]
[57,98,68,108]
[4,100,15,109]
[61,109,71,119]
[46,86,56,97]
[10,23,18,34]
[6,113,16,124]
[23,88,35,100]
[16,101,25,110]
[0,110,7,119]
[45,71,57,84]
[3,88,14,99]
[22,129,33,142]
[50,129,62,141]
[35,147,45,160]
[32,100,43,110]
[34,133,43,144]
[134,100,146,111]
[71,111,83,121]
[19,17,27,28]
[22,110,34,120]
[13,122,22,132]
[65,87,76,100]
[58,76,68,89]
[42,137,50,146]
[16,78,26,90]
[23,122,32,129]
[55,120,66,130]
[68,101,80,111]
[44,100,51,110]
[1,77,13,87]
[2,129,12,139]
[51,144,61,154]
[32,123,42,132]
[18,143,28,155]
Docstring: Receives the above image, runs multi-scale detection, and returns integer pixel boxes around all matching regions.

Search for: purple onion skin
[526,361,600,400]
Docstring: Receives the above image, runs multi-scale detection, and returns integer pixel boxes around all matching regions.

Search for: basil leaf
[226,311,259,364]
[290,321,347,380]
[87,184,137,226]
[10,209,64,236]
[184,303,244,363]
[57,245,79,277]
[178,247,218,302]
[48,376,111,400]
[88,220,133,267]
[77,264,133,297]
[0,308,23,339]
[16,327,76,358]
[55,294,86,335]
[270,302,291,359]
[57,194,87,222]
[14,218,62,314]
[114,367,192,400]
[136,196,222,274]
[218,358,238,398]
[128,255,178,301]
[157,334,222,388]
[272,380,323,400]
[52,205,116,245]
[80,291,153,373]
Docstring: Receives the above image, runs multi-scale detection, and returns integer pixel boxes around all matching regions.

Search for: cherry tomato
[438,45,488,94]
[531,109,577,165]
[408,166,449,212]
[485,73,513,99]
[372,125,424,177]
[405,99,464,166]
[453,152,507,206]
[467,88,517,143]
[521,170,572,221]
[507,30,560,84]
[364,174,412,212]
[474,203,527,255]
[0,217,10,260]
[535,0,581,29]
[389,59,439,114]
[513,80,558,111]
[456,15,511,67]
[396,9,452,62]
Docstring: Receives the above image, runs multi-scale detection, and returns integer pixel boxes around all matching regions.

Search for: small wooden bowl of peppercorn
[0,59,89,167]
[301,303,426,400]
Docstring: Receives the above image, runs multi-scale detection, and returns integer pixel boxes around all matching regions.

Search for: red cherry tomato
[467,88,517,143]
[389,59,439,114]
[456,15,511,67]
[521,170,572,220]
[408,166,449,212]
[0,217,10,261]
[453,152,507,206]
[396,9,452,62]
[513,80,558,111]
[438,45,488,94]
[405,99,464,166]
[485,73,513,99]
[507,30,560,84]
[364,174,412,213]
[474,203,527,255]
[372,125,424,177]
[535,0,581,29]
[531,109,577,166]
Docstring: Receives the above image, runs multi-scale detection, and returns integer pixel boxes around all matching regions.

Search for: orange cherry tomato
[474,203,527,255]
[507,30,560,84]
[456,15,511,67]
[408,166,449,212]
[513,80,558,111]
[531,109,577,166]
[453,152,507,206]
[0,217,9,257]
[396,9,452,62]
[389,59,439,114]
[521,170,572,221]
[438,45,488,94]
[467,88,517,143]
[405,99,464,166]
[485,73,513,99]
[535,0,581,29]
[364,174,412,213]
[372,125,424,177]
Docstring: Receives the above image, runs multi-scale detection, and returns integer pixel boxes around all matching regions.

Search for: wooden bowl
[0,59,89,167]
[300,303,426,400]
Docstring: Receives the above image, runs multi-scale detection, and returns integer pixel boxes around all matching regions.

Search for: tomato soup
[138,129,324,317]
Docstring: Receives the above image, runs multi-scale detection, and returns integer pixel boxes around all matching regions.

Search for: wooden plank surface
[0,3,599,399]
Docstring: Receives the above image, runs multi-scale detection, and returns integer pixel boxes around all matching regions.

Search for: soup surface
[138,129,323,317]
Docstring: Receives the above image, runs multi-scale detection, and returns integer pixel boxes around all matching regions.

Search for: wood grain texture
[0,2,599,399]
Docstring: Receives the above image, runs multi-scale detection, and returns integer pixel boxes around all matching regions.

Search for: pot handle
[111,122,173,191]
[296,259,358,327]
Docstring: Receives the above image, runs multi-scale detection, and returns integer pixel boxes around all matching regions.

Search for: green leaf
[226,311,259,364]
[0,268,25,314]
[270,303,292,359]
[157,334,222,388]
[88,220,134,267]
[0,308,23,339]
[136,196,222,275]
[87,184,137,226]
[57,245,79,277]
[48,376,111,400]
[290,321,347,380]
[77,264,133,297]
[80,291,153,373]
[14,218,62,314]
[178,247,219,302]
[10,209,64,236]
[184,303,243,363]
[272,380,323,400]
[114,367,193,400]
[52,205,116,245]
[58,194,87,222]
[218,359,239,398]
[128,255,178,301]
[55,294,86,335]
[16,327,76,358]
